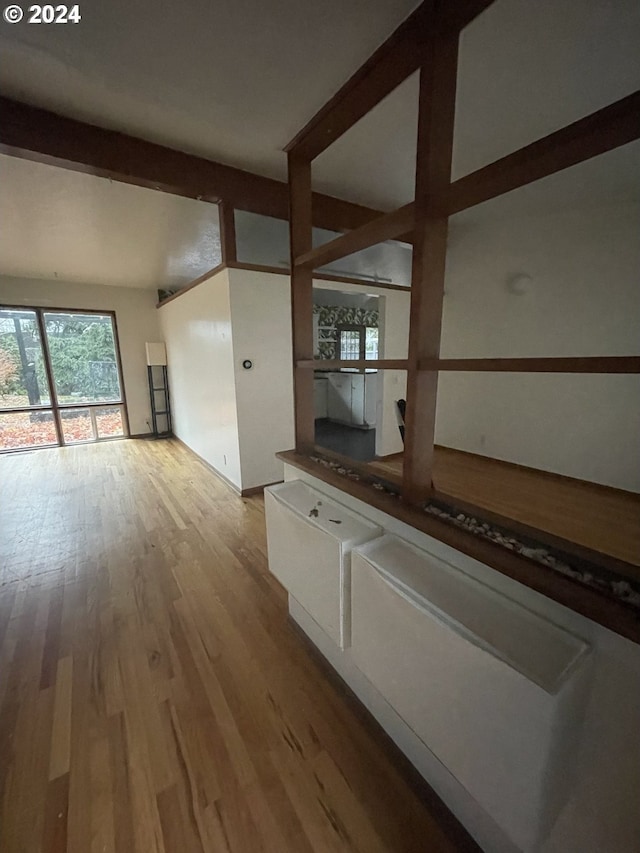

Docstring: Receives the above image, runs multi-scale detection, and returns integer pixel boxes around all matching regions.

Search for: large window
[0,306,128,451]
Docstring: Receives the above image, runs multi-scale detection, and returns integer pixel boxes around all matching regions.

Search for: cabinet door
[313,380,328,418]
[350,376,365,425]
[363,374,377,426]
[328,374,352,423]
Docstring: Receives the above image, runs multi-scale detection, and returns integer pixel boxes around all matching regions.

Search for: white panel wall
[438,203,640,490]
[0,275,161,435]
[158,269,242,488]
[227,268,295,489]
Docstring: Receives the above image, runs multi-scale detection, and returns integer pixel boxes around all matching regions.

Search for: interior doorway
[312,288,380,462]
[0,306,129,452]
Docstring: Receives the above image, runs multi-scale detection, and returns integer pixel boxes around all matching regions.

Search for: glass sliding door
[0,306,128,452]
[0,307,57,451]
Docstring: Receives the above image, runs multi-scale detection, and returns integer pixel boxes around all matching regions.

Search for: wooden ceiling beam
[294,203,415,270]
[285,0,494,162]
[0,96,384,234]
[419,356,640,373]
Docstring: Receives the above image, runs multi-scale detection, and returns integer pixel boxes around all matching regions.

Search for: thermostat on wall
[242,359,253,370]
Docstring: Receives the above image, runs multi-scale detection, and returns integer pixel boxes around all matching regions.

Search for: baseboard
[169,437,285,497]
[241,480,283,497]
[171,436,243,495]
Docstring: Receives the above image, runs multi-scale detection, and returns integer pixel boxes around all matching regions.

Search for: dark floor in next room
[314,419,376,462]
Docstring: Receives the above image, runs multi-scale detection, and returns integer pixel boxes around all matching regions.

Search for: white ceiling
[0,0,639,288]
[0,0,420,191]
[0,154,222,289]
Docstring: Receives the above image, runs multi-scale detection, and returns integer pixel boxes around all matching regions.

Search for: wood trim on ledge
[420,356,640,373]
[156,263,228,308]
[278,450,640,645]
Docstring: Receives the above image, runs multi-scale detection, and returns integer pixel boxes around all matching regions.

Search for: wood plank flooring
[369,447,640,568]
[0,439,474,853]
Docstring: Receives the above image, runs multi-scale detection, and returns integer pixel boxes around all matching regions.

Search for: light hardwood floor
[0,439,474,853]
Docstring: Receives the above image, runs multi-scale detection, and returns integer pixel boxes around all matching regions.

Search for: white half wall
[284,464,640,853]
[158,269,242,488]
[227,268,295,490]
[438,202,640,491]
[0,275,161,434]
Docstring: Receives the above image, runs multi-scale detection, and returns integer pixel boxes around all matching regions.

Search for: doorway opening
[312,289,380,462]
[0,306,129,452]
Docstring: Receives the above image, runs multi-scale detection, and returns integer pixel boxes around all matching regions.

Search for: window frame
[0,304,130,452]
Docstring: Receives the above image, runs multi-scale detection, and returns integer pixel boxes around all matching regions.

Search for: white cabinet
[327,372,377,428]
[313,377,328,418]
[350,375,366,426]
[264,480,381,647]
[350,534,591,852]
[327,373,352,423]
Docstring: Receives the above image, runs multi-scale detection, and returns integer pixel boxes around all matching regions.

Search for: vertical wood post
[402,34,459,503]
[219,202,237,264]
[288,154,315,450]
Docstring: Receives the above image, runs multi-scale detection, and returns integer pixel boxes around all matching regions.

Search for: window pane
[365,328,379,359]
[0,308,51,409]
[95,406,124,438]
[44,312,122,404]
[0,410,57,450]
[60,408,96,443]
[340,330,362,360]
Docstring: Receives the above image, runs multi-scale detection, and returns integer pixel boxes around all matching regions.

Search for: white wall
[437,203,640,491]
[0,275,160,434]
[157,268,410,490]
[158,269,242,488]
[228,268,295,489]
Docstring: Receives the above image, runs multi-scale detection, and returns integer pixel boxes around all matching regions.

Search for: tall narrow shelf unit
[145,342,172,437]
